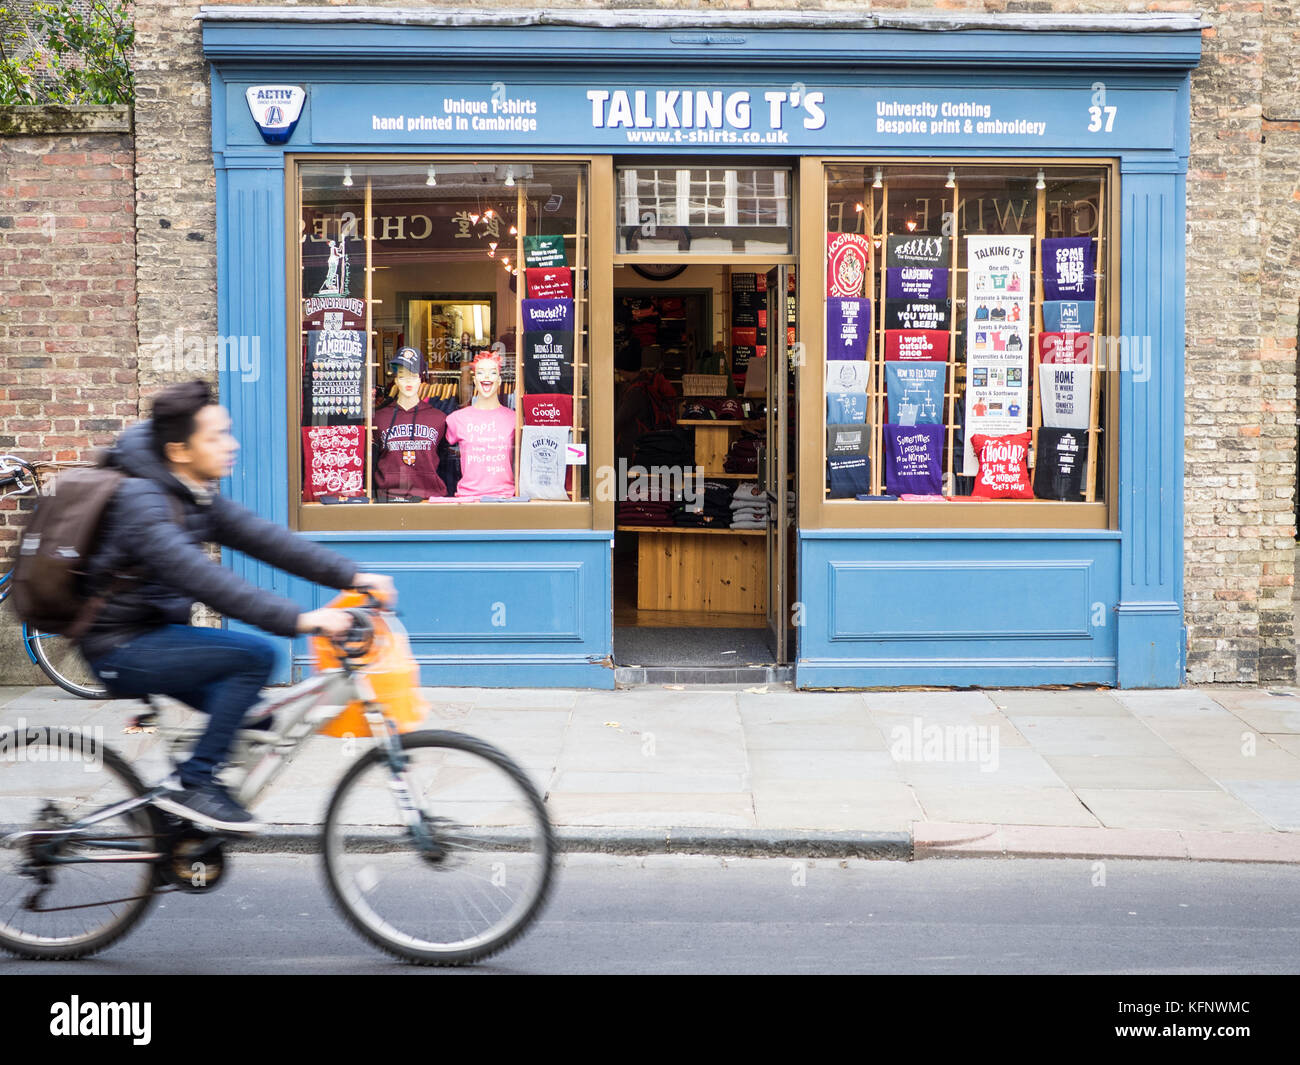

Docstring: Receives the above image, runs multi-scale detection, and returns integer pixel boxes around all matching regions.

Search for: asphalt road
[3,854,1298,976]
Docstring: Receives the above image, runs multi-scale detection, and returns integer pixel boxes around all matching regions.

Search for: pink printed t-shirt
[446,404,517,499]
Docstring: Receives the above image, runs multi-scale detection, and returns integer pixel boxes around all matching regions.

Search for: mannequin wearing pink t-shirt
[445,349,517,499]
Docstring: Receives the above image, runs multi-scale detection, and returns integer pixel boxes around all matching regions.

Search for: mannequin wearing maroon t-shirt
[374,364,448,500]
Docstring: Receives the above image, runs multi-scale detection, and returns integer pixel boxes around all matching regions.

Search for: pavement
[2,682,1299,863]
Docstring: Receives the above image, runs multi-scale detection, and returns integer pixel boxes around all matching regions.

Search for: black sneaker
[152,778,264,835]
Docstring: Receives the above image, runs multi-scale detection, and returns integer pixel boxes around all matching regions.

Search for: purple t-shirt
[883,423,944,496]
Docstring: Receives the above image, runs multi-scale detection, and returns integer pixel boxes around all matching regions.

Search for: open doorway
[611,262,797,670]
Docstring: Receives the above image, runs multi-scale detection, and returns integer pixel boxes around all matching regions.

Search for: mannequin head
[470,349,503,408]
[389,346,424,408]
[394,367,421,405]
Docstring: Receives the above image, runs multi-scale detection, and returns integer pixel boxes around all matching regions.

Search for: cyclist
[78,379,395,834]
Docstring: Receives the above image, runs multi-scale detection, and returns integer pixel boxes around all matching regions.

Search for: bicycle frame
[1,659,422,863]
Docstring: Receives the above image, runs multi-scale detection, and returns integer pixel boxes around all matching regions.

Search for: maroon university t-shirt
[374,399,448,498]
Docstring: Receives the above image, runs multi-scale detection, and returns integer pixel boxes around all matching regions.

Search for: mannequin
[445,349,517,499]
[373,346,448,501]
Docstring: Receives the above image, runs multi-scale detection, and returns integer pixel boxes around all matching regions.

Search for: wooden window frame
[796,155,1121,532]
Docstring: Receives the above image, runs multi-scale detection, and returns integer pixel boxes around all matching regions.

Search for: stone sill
[0,105,133,136]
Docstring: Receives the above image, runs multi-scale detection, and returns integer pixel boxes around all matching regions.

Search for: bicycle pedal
[122,724,158,735]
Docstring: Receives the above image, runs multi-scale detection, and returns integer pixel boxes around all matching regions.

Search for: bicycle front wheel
[0,727,159,959]
[322,730,556,966]
[26,629,109,699]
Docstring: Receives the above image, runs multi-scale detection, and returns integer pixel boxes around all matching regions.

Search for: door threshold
[615,665,794,687]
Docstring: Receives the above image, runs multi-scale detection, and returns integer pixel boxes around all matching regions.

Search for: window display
[295,160,589,516]
[822,163,1110,508]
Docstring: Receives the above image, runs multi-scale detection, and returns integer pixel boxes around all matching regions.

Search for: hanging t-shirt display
[887,235,950,270]
[304,328,366,424]
[827,391,868,424]
[885,267,949,301]
[827,453,870,498]
[1041,237,1096,301]
[826,233,870,298]
[445,404,517,499]
[524,234,566,268]
[1039,332,1094,364]
[882,423,944,496]
[518,425,571,501]
[522,298,575,394]
[884,299,950,332]
[970,431,1034,499]
[1042,300,1095,334]
[372,400,449,500]
[302,425,364,501]
[826,298,870,360]
[884,329,949,362]
[825,359,870,394]
[522,393,573,427]
[885,362,946,425]
[827,423,870,459]
[1033,427,1089,501]
[1039,363,1093,429]
[962,235,1032,474]
[525,267,573,300]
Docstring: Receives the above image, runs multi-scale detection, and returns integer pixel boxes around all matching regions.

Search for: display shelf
[616,524,764,535]
[676,418,764,427]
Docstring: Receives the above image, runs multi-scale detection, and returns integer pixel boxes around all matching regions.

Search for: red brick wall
[0,131,139,566]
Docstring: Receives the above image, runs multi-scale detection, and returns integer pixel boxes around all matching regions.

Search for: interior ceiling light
[342,165,353,188]
[426,165,437,187]
[872,167,883,189]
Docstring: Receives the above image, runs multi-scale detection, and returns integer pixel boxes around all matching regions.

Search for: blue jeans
[88,625,277,788]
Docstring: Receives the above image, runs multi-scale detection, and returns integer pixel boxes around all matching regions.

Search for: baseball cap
[390,346,423,376]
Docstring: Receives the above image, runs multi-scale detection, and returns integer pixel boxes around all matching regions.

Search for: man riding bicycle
[79,380,394,834]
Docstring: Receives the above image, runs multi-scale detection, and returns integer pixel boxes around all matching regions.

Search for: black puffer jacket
[78,420,358,661]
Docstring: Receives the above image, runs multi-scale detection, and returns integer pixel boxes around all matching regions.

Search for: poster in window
[303,328,366,425]
[962,235,1031,474]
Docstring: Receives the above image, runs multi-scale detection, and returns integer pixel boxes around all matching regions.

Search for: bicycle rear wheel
[0,727,160,959]
[27,629,109,700]
[322,730,556,966]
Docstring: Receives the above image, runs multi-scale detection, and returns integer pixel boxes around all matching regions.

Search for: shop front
[200,8,1202,690]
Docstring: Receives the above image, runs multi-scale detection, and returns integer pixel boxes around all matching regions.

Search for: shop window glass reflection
[297,161,588,509]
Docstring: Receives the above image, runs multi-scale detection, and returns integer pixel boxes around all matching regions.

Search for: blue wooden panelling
[1115,168,1186,687]
[798,532,1121,688]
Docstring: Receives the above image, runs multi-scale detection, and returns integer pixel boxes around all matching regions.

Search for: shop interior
[611,261,797,668]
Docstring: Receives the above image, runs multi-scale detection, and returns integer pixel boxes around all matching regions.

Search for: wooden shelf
[617,525,765,535]
[677,418,763,427]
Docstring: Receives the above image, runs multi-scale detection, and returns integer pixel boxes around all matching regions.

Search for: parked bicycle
[0,599,556,965]
[0,456,107,698]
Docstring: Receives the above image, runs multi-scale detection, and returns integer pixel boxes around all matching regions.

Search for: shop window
[617,166,791,255]
[822,163,1112,510]
[296,161,589,515]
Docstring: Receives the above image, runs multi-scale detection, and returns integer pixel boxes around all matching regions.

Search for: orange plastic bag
[310,591,430,737]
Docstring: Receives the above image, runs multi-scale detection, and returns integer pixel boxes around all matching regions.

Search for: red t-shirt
[373,400,448,498]
[970,431,1034,499]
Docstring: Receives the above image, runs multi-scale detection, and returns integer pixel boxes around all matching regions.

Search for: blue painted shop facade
[201,10,1202,690]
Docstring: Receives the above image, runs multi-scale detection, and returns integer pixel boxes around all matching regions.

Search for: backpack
[11,459,129,637]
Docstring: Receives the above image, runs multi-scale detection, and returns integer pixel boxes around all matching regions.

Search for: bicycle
[0,455,107,699]
[0,601,557,965]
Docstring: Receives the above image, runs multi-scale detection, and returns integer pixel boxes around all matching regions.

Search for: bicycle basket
[310,591,430,737]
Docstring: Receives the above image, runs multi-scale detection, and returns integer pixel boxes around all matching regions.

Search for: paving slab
[1009,715,1176,757]
[892,747,1064,788]
[545,791,756,829]
[1042,755,1218,791]
[754,782,920,831]
[988,689,1132,717]
[911,784,1099,827]
[743,720,887,751]
[748,748,900,783]
[550,769,749,794]
[1109,690,1229,716]
[1215,781,1300,831]
[862,690,999,717]
[1073,788,1275,833]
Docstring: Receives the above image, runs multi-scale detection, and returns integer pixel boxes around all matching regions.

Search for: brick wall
[123,0,1300,684]
[0,127,138,678]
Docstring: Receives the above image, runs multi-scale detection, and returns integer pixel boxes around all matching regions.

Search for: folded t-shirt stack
[730,482,767,529]
[673,479,735,528]
[723,431,763,473]
[617,499,675,526]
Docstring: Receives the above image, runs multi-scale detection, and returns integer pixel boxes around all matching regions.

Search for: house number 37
[1087,105,1117,132]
